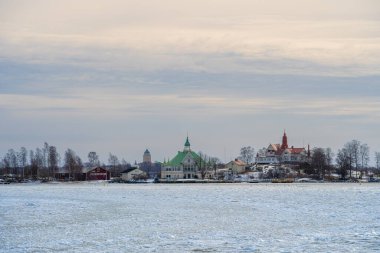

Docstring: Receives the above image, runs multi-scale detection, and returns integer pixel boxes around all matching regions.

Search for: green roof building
[161,136,205,180]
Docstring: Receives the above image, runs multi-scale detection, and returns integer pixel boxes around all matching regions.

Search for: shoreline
[2,179,379,185]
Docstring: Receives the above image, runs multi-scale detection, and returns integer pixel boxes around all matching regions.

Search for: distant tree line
[0,142,60,180]
[0,142,131,181]
[307,140,374,180]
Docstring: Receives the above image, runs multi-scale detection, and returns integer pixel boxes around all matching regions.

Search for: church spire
[281,130,288,150]
[184,135,191,152]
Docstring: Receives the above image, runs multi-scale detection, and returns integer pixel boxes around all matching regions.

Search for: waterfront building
[161,136,204,180]
[121,167,147,181]
[256,131,311,165]
[85,167,110,181]
[225,159,247,174]
[55,166,110,181]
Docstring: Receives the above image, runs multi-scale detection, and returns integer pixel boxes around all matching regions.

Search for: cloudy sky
[1,0,379,164]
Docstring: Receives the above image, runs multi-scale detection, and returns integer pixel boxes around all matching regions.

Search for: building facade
[85,167,110,180]
[161,137,204,180]
[256,131,311,165]
[225,159,247,174]
[121,168,147,181]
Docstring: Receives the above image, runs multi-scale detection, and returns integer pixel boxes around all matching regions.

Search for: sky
[0,0,380,164]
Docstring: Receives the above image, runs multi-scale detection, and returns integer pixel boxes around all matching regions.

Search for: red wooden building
[85,167,110,181]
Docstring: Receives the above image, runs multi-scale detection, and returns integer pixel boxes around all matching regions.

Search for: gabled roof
[165,151,202,166]
[267,144,306,156]
[287,148,306,154]
[229,159,246,166]
[83,166,109,173]
[270,144,284,155]
[121,168,142,174]
[268,144,281,151]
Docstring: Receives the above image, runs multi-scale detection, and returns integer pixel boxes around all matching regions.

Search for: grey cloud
[1,0,379,163]
[2,57,380,100]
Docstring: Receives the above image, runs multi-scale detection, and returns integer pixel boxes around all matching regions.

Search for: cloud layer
[0,0,379,163]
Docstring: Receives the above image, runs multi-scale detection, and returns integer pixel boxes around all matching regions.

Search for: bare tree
[0,159,5,176]
[75,156,83,180]
[209,156,221,179]
[18,147,28,179]
[359,143,370,177]
[88,151,100,168]
[1,155,11,175]
[336,148,350,180]
[325,147,334,177]
[5,149,18,176]
[239,146,255,164]
[197,152,209,179]
[344,140,360,178]
[108,153,120,177]
[64,149,82,180]
[29,150,36,178]
[196,152,220,179]
[48,146,60,180]
[29,148,45,179]
[42,142,49,172]
[375,152,380,171]
[311,148,326,179]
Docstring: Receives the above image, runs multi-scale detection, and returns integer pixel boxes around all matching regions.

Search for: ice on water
[1,183,380,252]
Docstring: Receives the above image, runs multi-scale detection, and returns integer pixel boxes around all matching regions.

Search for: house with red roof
[256,131,311,165]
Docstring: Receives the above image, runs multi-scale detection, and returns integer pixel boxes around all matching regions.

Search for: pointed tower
[184,136,191,152]
[281,130,288,150]
[307,144,311,157]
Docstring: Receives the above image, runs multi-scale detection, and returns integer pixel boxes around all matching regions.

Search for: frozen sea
[1,183,380,253]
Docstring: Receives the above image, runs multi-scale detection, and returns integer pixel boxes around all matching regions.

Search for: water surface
[1,183,379,252]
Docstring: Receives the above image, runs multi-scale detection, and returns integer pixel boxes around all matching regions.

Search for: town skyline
[0,131,378,167]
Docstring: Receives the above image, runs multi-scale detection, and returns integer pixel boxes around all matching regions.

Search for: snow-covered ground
[1,182,379,252]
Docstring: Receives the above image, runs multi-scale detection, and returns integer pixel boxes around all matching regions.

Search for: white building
[225,159,247,174]
[121,168,147,181]
[161,136,205,180]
